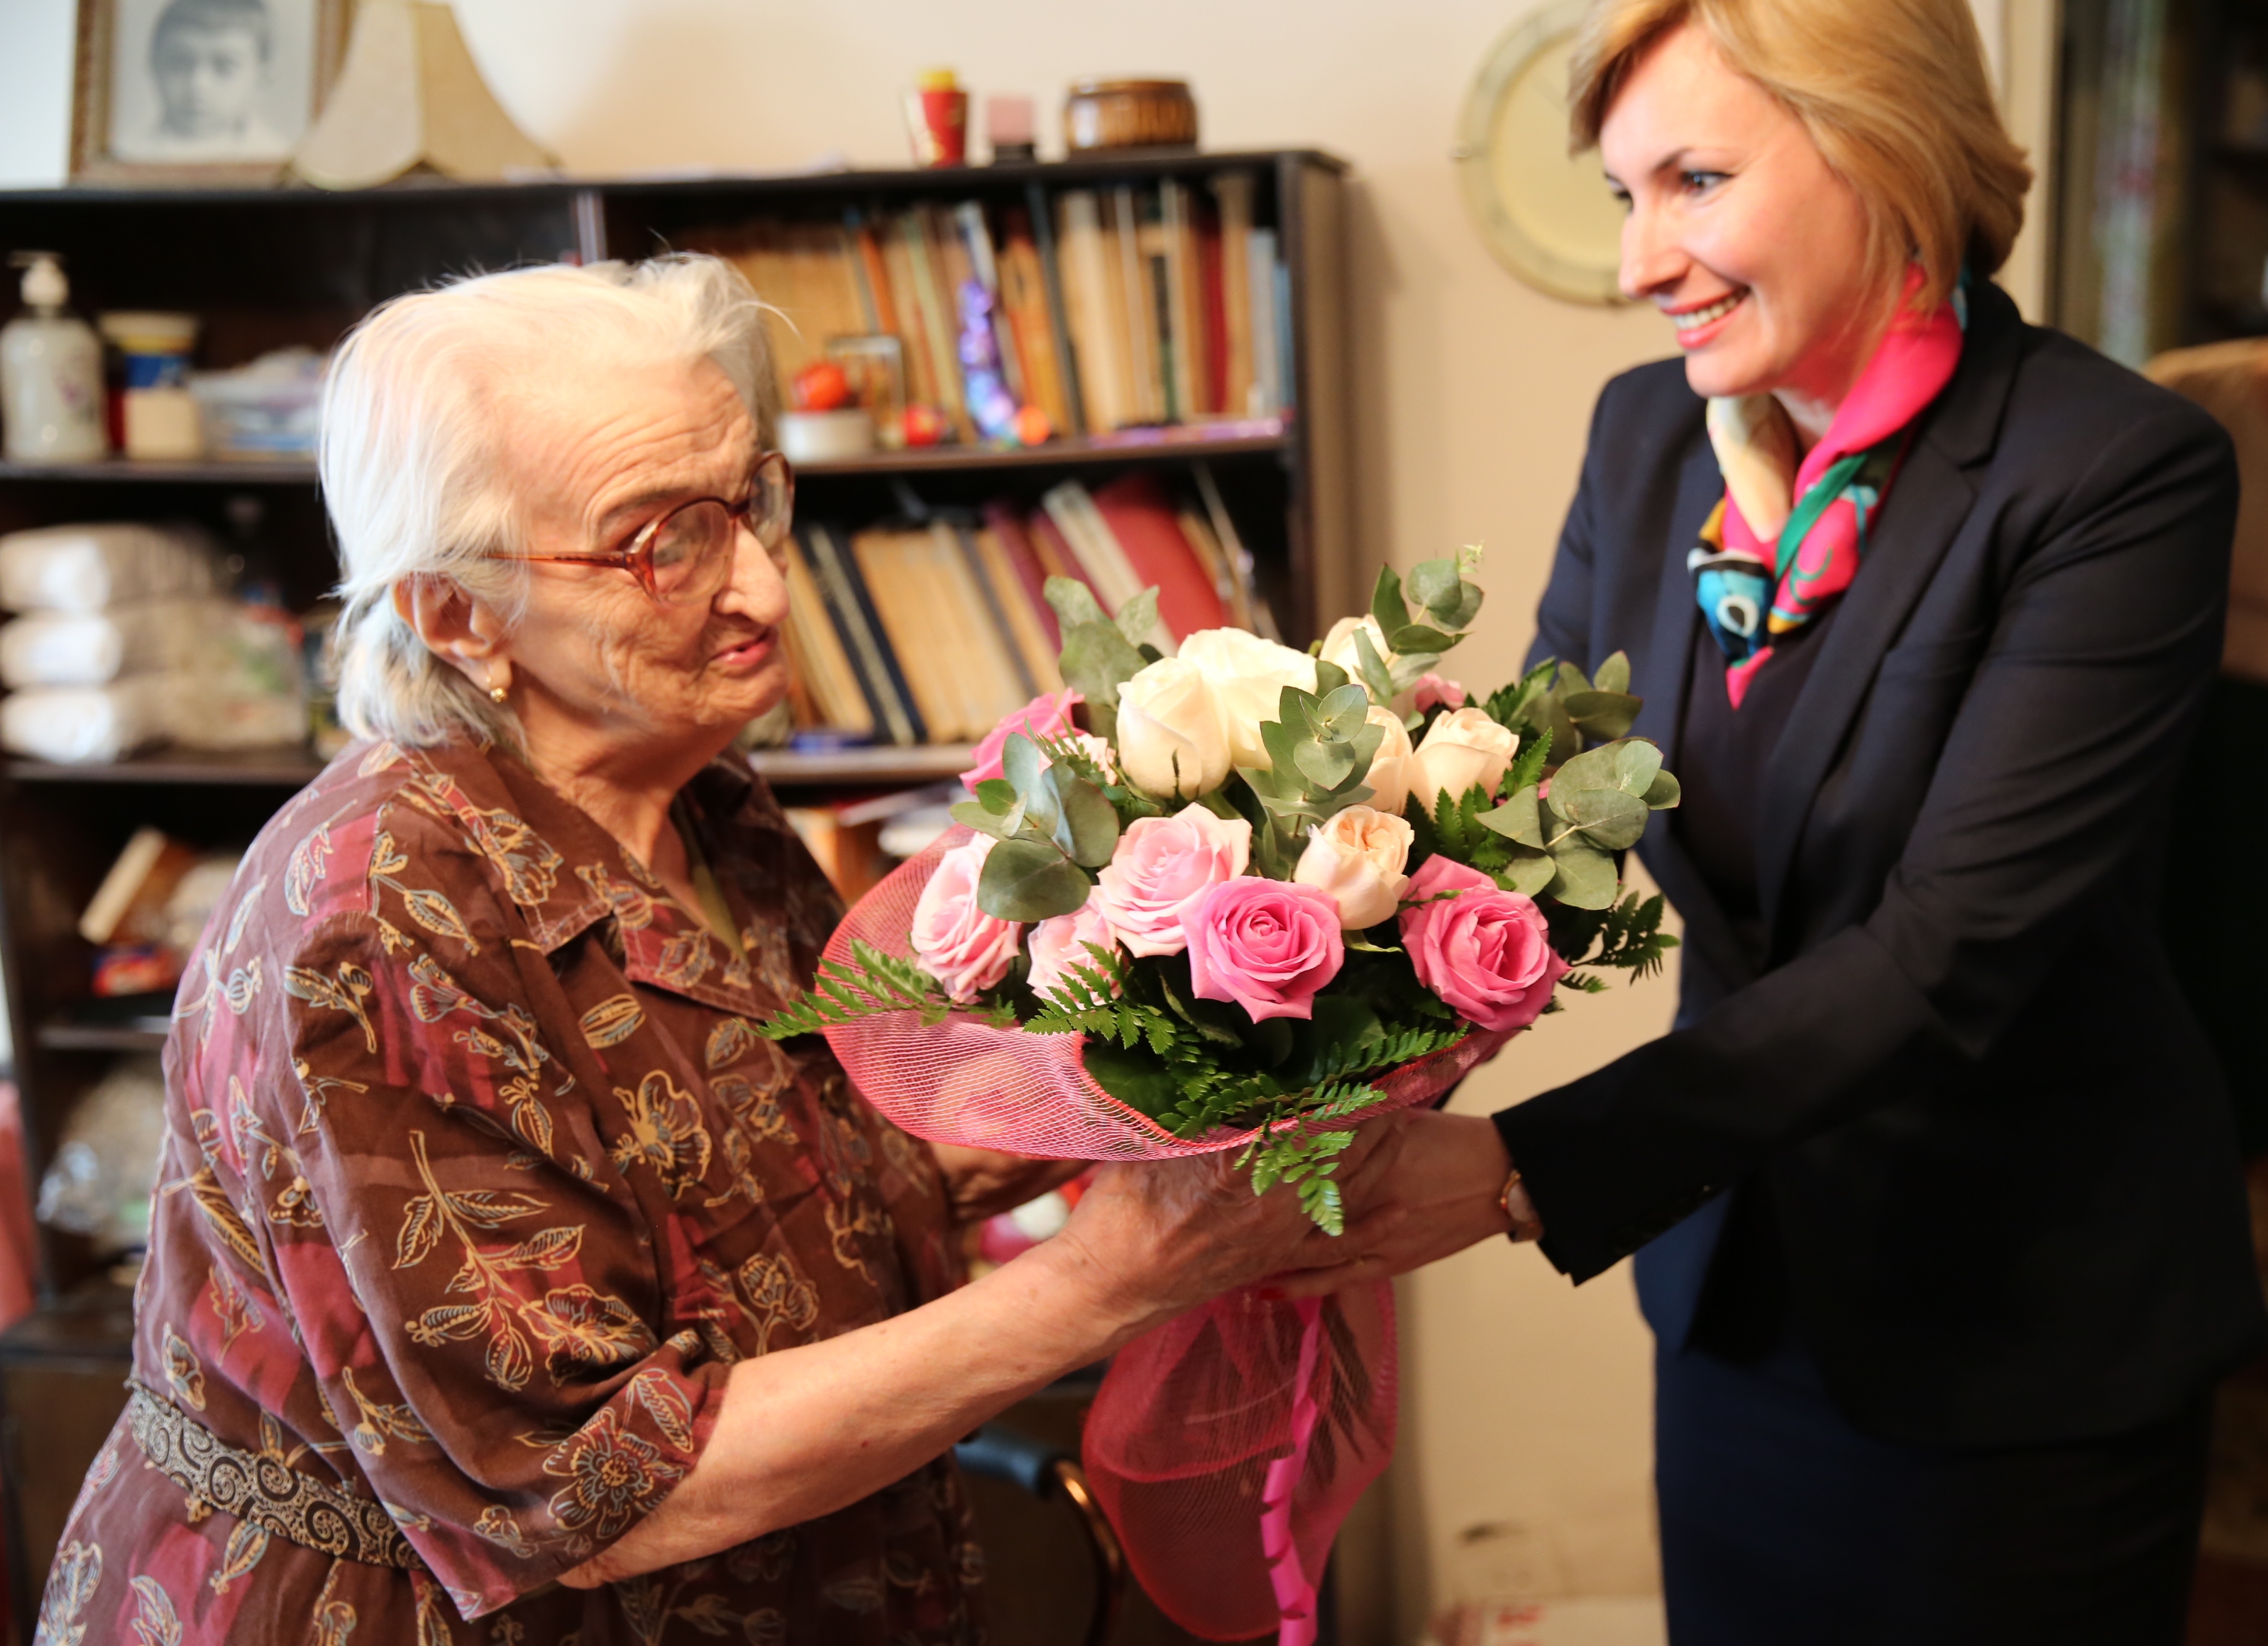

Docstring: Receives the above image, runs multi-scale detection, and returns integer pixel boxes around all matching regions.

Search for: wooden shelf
[33,1022,167,1054]
[6,747,324,785]
[5,744,974,789]
[749,745,975,785]
[0,422,1288,488]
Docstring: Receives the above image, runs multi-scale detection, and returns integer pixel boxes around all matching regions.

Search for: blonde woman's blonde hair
[1569,0,2031,310]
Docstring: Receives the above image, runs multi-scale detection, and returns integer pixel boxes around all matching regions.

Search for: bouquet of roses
[756,553,1678,1646]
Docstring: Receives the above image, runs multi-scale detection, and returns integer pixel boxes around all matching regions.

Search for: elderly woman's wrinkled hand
[1046,1114,1409,1337]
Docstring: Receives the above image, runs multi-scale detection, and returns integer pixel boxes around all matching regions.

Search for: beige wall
[0,1,2058,1636]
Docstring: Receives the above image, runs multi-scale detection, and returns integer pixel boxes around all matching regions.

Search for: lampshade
[291,0,557,190]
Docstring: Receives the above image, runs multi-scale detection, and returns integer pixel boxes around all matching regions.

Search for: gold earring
[485,668,510,705]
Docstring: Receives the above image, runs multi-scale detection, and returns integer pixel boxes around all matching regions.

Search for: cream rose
[1410,707,1519,814]
[1360,705,1416,815]
[1293,805,1414,929]
[1320,614,1399,688]
[1116,657,1231,798]
[1175,627,1317,770]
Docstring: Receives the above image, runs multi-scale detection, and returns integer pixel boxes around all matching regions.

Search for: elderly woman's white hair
[323,255,777,749]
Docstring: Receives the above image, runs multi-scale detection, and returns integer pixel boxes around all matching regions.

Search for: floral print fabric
[40,738,979,1644]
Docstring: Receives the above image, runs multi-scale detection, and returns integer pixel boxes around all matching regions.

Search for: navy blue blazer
[1494,280,2268,1448]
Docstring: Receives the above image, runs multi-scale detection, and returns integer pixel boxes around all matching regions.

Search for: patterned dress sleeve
[262,843,730,1617]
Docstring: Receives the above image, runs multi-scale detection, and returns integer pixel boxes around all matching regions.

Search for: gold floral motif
[162,1324,207,1409]
[369,829,480,953]
[451,796,564,910]
[310,1601,357,1646]
[471,1504,536,1559]
[397,1132,650,1390]
[34,1540,99,1646]
[705,1016,758,1070]
[209,1518,270,1594]
[128,1575,181,1646]
[580,993,646,1048]
[541,1407,685,1541]
[282,961,378,1054]
[207,1264,266,1350]
[736,1250,819,1354]
[608,1071,712,1198]
[650,928,714,993]
[712,1075,797,1146]
[577,863,656,930]
[338,1364,433,1455]
[283,824,336,917]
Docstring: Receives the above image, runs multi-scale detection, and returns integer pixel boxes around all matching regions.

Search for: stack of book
[691,172,1292,444]
[777,471,1268,746]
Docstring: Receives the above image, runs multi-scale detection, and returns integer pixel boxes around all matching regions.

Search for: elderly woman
[1340,1,2268,1641]
[39,258,1395,1645]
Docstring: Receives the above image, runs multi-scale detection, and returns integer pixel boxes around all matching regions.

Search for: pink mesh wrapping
[820,829,1512,1643]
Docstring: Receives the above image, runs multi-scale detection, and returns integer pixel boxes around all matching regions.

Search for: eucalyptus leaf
[1314,657,1350,697]
[1500,848,1558,897]
[1044,575,1111,634]
[976,838,1092,922]
[1406,558,1461,619]
[1316,682,1373,734]
[1057,620,1147,711]
[974,778,1019,813]
[1477,786,1546,848]
[1387,624,1458,654]
[1552,785,1650,851]
[1593,651,1631,695]
[1612,740,1663,797]
[1548,741,1626,795]
[948,800,1014,838]
[1048,771,1123,867]
[1294,739,1358,791]
[1644,770,1683,810]
[1556,661,1592,696]
[1350,625,1397,705]
[1565,690,1641,741]
[1370,565,1412,634]
[1002,734,1050,804]
[1547,840,1622,910]
[1113,585,1163,649]
[1260,714,1301,774]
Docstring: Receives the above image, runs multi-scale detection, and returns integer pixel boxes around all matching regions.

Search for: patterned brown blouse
[39,736,981,1645]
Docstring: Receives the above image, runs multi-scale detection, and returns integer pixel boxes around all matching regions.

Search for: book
[1025,503,1096,598]
[967,521,1067,694]
[982,499,1064,651]
[896,208,971,439]
[80,826,201,945]
[1089,471,1231,642]
[1212,173,1257,417]
[1042,480,1176,651]
[879,216,945,416]
[778,534,874,736]
[1160,178,1206,421]
[950,522,1040,701]
[801,523,926,746]
[925,522,1030,727]
[1028,182,1089,437]
[1249,226,1283,419]
[1112,185,1165,424]
[997,206,1074,436]
[1057,189,1130,432]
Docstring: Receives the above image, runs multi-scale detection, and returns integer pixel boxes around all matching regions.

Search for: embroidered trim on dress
[125,1381,417,1569]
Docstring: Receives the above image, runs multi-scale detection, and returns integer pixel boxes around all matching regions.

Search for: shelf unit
[0,153,1350,1618]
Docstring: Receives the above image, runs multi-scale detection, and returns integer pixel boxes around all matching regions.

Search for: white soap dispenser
[2,251,107,464]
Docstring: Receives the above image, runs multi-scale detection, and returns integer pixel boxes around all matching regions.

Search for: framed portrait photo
[71,0,353,184]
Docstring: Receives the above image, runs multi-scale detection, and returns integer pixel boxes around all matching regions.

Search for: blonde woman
[1338,2,2267,1639]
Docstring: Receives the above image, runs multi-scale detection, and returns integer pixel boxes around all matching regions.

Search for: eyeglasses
[505,451,795,607]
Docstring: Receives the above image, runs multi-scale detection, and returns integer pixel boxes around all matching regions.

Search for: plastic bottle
[2,252,106,464]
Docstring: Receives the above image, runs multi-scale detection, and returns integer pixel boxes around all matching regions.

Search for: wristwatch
[1499,1165,1545,1244]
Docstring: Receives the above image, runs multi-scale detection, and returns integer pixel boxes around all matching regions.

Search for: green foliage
[1240,680,1386,875]
[1482,652,1641,771]
[1549,891,1680,988]
[1045,577,1147,740]
[947,731,1117,922]
[756,939,1013,1039]
[1455,734,1681,910]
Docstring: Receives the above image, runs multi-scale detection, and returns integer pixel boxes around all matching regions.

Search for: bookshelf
[0,150,1350,1622]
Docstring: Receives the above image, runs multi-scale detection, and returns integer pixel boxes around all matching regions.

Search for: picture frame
[70,0,354,186]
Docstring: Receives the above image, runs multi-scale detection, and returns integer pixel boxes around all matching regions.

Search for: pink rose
[910,835,1025,1003]
[1027,892,1121,1000]
[960,688,1083,788]
[1092,803,1251,958]
[1397,854,1568,1033]
[1184,878,1345,1022]
[1412,673,1468,713]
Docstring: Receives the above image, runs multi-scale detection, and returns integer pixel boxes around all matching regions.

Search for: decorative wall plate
[1453,0,1630,305]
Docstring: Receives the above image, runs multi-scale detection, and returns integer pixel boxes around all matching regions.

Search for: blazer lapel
[1631,433,1758,989]
[1751,284,2025,944]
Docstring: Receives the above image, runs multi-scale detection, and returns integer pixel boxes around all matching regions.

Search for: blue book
[798,522,927,746]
